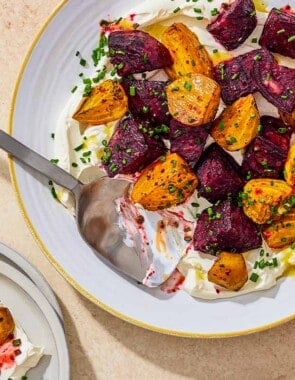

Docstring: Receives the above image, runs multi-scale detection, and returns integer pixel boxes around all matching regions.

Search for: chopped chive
[254,54,261,61]
[50,159,59,165]
[173,6,181,13]
[277,29,285,34]
[196,16,204,20]
[50,133,55,139]
[184,81,192,91]
[291,242,295,249]
[72,162,78,168]
[80,58,87,67]
[74,143,85,152]
[71,85,78,93]
[250,272,259,282]
[194,7,202,13]
[211,8,219,16]
[231,73,239,80]
[288,35,295,42]
[251,37,258,43]
[129,86,136,96]
[273,257,278,267]
[212,48,218,53]
[12,339,21,347]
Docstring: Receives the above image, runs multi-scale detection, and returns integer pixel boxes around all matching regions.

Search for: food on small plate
[72,79,128,127]
[166,73,221,127]
[242,178,293,224]
[0,305,43,379]
[207,0,257,51]
[131,152,198,211]
[210,94,260,151]
[207,252,248,291]
[108,29,173,76]
[194,143,244,203]
[259,7,295,59]
[161,22,213,80]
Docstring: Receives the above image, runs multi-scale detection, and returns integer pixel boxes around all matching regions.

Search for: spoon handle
[0,130,79,193]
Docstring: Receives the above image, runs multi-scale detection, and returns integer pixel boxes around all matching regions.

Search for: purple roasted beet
[213,49,273,104]
[108,30,173,76]
[241,136,287,179]
[259,8,295,59]
[122,79,170,126]
[207,0,257,50]
[252,52,295,113]
[169,119,209,167]
[193,199,262,255]
[102,114,166,177]
[260,115,292,154]
[194,143,244,203]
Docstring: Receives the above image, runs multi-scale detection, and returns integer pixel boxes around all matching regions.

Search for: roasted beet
[241,136,287,179]
[122,79,170,126]
[193,199,262,255]
[260,115,292,154]
[213,49,272,104]
[259,8,295,59]
[102,114,166,177]
[194,143,244,203]
[252,53,295,113]
[108,30,173,76]
[207,0,257,50]
[169,119,209,166]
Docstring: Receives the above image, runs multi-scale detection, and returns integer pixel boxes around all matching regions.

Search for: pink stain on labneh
[0,337,21,373]
[160,269,185,294]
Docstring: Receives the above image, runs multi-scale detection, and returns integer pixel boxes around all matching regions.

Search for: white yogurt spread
[53,0,295,299]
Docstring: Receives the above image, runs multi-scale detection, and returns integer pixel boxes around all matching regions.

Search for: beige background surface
[1,1,295,379]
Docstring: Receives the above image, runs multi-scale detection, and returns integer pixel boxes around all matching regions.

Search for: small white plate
[0,261,69,379]
[0,241,62,321]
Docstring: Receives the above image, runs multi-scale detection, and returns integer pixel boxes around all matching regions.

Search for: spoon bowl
[0,130,178,286]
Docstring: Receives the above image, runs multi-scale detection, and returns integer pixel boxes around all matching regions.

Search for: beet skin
[193,199,262,255]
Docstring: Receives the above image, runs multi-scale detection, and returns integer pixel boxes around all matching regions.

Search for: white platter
[0,261,69,379]
[9,0,295,337]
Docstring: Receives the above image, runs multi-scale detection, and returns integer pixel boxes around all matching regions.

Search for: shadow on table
[78,290,295,379]
[57,296,96,379]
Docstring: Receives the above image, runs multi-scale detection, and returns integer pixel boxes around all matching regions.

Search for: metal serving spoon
[0,130,181,287]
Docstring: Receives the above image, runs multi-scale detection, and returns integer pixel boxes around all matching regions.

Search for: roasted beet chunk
[122,79,170,125]
[102,115,166,177]
[259,8,295,59]
[193,200,262,255]
[108,30,173,76]
[252,52,295,113]
[241,136,287,179]
[194,143,244,203]
[207,0,257,50]
[213,49,272,104]
[169,119,209,167]
[259,116,292,154]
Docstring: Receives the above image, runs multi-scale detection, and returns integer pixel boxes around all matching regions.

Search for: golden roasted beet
[279,109,295,129]
[161,23,213,80]
[166,74,221,127]
[72,80,128,126]
[210,94,260,151]
[263,208,295,249]
[242,179,293,224]
[0,307,15,345]
[131,153,198,210]
[284,144,295,186]
[207,252,248,291]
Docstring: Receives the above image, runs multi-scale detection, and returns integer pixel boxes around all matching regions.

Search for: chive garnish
[288,35,295,42]
[129,86,136,96]
[250,273,259,282]
[74,143,85,152]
